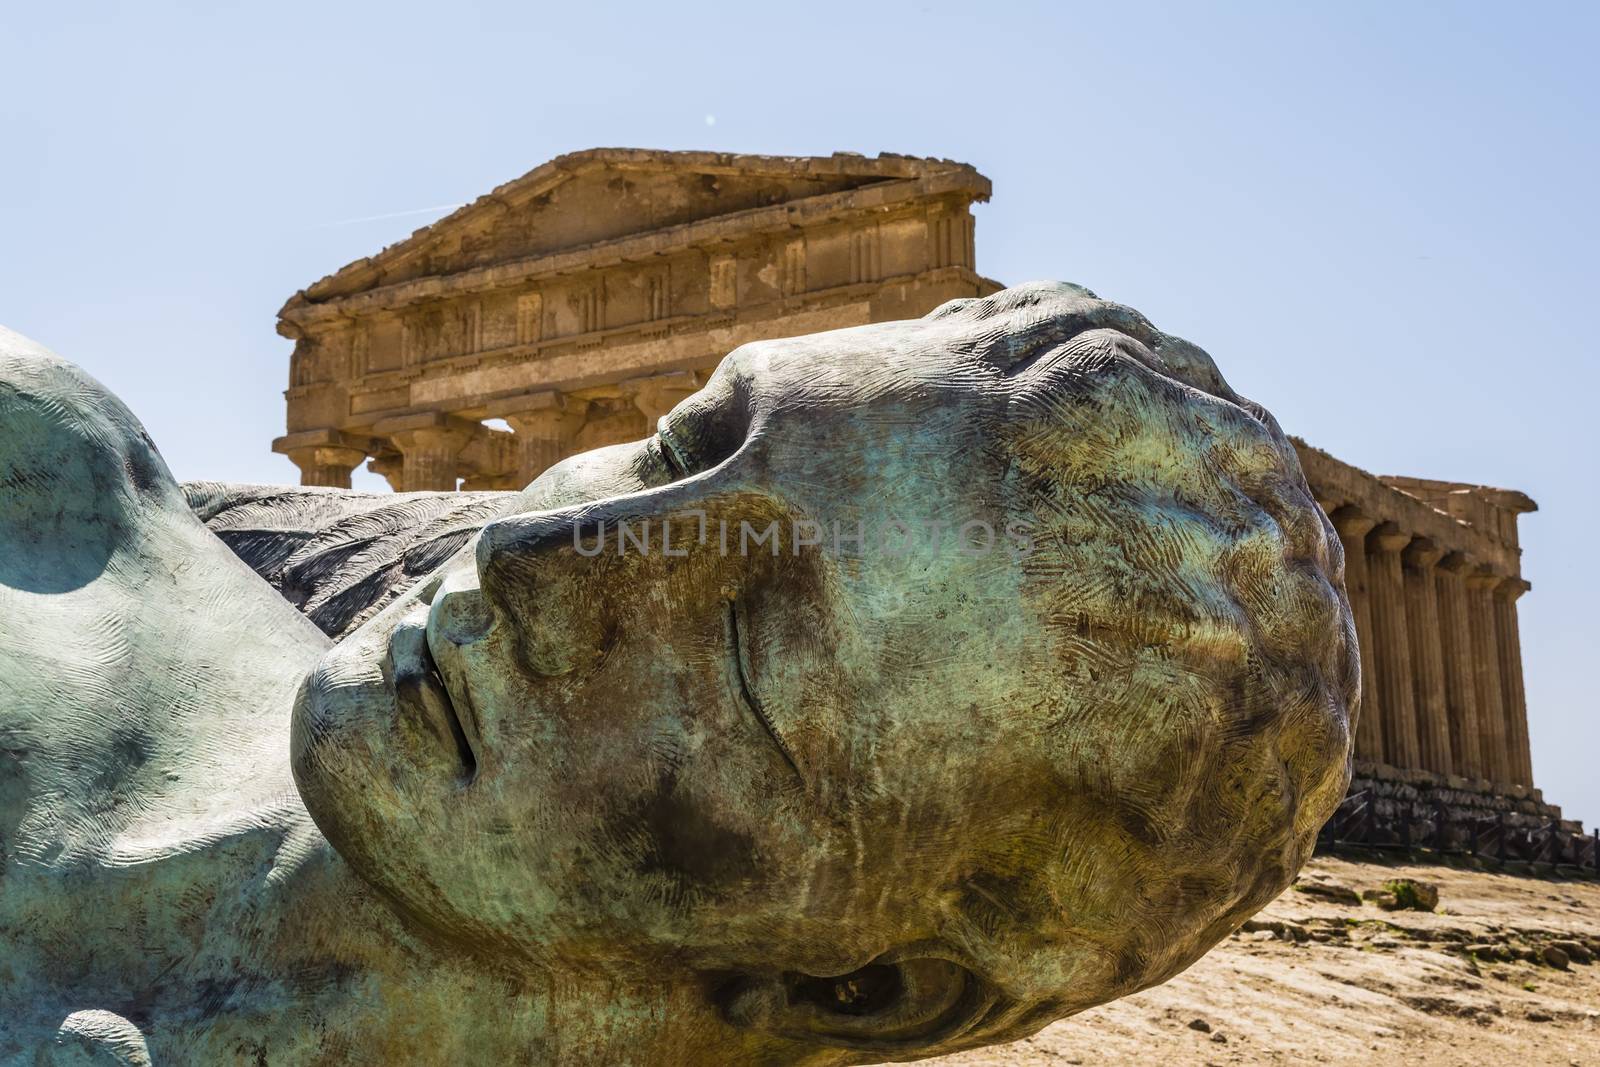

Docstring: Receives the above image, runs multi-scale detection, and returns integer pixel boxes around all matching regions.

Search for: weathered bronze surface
[268,144,1537,793]
[0,283,1355,1064]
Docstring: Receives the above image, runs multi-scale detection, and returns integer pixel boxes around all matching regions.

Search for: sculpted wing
[183,482,512,640]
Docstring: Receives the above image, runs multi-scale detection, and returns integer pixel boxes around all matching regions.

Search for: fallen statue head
[0,282,1356,1065]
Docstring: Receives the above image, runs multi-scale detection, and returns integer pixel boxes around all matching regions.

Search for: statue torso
[0,342,339,1061]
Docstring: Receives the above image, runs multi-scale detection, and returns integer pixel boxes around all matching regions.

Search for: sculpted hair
[924,284,1357,1040]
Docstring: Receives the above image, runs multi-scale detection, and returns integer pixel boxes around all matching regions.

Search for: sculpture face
[294,283,1355,1056]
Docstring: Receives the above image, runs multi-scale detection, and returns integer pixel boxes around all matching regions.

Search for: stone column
[1466,568,1510,785]
[367,454,404,493]
[1435,553,1484,780]
[1366,522,1419,769]
[1330,506,1382,763]
[1401,538,1452,776]
[373,413,479,493]
[1495,578,1534,787]
[493,392,589,487]
[630,371,701,429]
[388,428,473,492]
[458,427,521,491]
[286,445,368,489]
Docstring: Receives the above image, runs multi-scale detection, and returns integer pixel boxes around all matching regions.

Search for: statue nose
[471,481,754,677]
[473,511,612,678]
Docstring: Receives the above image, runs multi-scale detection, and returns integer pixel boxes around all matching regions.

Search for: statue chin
[3,283,1355,1064]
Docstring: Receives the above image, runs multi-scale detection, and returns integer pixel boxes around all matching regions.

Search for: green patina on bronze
[0,283,1356,1065]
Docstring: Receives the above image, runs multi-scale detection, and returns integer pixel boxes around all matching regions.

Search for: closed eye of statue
[652,389,750,482]
[655,425,694,480]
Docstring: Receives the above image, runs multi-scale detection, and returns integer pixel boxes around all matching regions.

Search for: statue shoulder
[0,332,170,857]
[188,482,511,640]
[0,327,183,595]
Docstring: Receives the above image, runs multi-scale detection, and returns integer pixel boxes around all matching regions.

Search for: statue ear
[722,957,995,1054]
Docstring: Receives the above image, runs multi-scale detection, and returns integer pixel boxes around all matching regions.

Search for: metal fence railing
[1317,789,1600,875]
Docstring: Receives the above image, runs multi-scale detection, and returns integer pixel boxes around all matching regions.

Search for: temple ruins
[274,149,993,491]
[273,149,1542,800]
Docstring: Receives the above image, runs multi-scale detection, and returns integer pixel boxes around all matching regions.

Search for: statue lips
[388,616,479,782]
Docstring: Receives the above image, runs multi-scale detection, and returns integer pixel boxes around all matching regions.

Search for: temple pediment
[290,149,989,308]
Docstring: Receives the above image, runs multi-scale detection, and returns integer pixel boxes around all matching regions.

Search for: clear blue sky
[3,2,1596,827]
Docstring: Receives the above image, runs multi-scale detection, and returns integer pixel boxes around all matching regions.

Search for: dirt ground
[904,856,1600,1067]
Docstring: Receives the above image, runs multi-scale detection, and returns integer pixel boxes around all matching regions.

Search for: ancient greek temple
[273,149,1540,799]
[274,150,989,492]
[1298,447,1534,790]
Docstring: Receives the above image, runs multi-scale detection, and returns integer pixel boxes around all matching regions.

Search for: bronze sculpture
[0,283,1356,1064]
